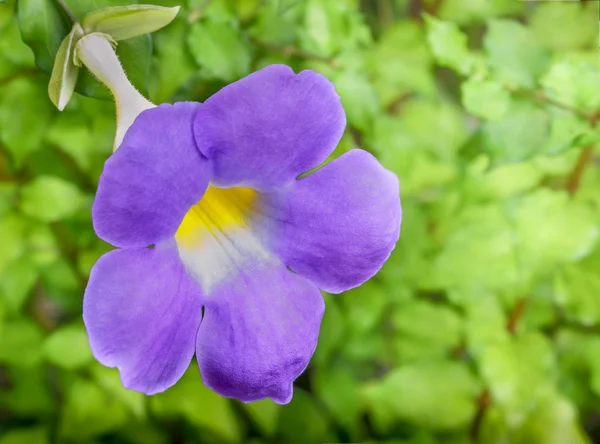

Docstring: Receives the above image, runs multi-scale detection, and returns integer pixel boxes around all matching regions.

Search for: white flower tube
[75,33,155,150]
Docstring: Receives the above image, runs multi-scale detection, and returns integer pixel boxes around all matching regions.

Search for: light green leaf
[17,0,68,72]
[0,78,54,165]
[43,323,92,369]
[300,0,370,57]
[515,396,589,444]
[151,368,242,443]
[554,248,600,326]
[530,2,597,51]
[368,22,435,103]
[510,189,599,278]
[432,205,519,291]
[482,101,550,163]
[479,333,555,425]
[424,14,475,75]
[0,255,37,314]
[187,20,250,82]
[334,70,380,132]
[461,77,510,120]
[82,5,179,41]
[541,56,600,114]
[0,319,44,368]
[392,300,462,361]
[484,19,551,88]
[48,24,82,111]
[364,361,480,430]
[0,213,26,275]
[19,176,85,222]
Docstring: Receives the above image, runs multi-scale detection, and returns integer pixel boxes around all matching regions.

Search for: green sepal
[48,23,84,111]
[81,5,180,42]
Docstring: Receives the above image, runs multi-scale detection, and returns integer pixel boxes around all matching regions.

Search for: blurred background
[2,0,600,442]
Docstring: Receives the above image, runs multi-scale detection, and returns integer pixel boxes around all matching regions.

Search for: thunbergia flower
[83,64,401,404]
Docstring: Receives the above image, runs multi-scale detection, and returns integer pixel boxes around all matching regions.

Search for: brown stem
[470,389,492,442]
[0,68,41,87]
[506,298,528,334]
[407,0,423,20]
[566,146,593,195]
[377,0,395,28]
[509,88,599,126]
[427,0,444,15]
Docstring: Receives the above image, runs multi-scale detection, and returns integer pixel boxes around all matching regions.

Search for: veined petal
[83,244,204,395]
[93,102,211,248]
[196,262,324,404]
[193,64,346,189]
[261,149,401,293]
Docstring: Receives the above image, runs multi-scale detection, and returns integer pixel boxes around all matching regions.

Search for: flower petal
[93,102,211,248]
[262,149,401,293]
[196,263,324,404]
[193,64,346,189]
[83,243,203,395]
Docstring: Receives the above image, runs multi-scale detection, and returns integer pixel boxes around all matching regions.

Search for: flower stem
[75,34,154,150]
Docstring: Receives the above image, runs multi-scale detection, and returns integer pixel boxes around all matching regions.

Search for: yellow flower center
[175,186,257,247]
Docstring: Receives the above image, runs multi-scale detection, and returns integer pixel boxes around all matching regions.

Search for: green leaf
[17,0,68,72]
[149,17,196,103]
[48,24,82,111]
[58,378,131,440]
[0,319,44,367]
[43,323,92,369]
[510,189,599,279]
[333,69,380,132]
[479,333,555,424]
[0,428,48,444]
[0,255,38,314]
[368,22,435,104]
[19,176,86,222]
[151,368,242,443]
[461,77,510,120]
[91,364,146,418]
[554,248,600,325]
[484,19,551,89]
[300,0,370,58]
[0,78,54,165]
[364,361,480,430]
[187,20,250,82]
[0,367,54,416]
[482,101,550,163]
[0,213,26,275]
[313,365,361,429]
[276,389,333,444]
[424,14,475,75]
[392,300,462,361]
[530,2,597,51]
[240,399,279,437]
[432,205,520,291]
[541,55,600,114]
[82,5,180,41]
[514,396,589,444]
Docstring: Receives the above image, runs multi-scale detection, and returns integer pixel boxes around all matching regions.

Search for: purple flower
[83,65,401,404]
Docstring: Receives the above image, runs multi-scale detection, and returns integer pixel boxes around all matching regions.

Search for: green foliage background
[1,0,600,442]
